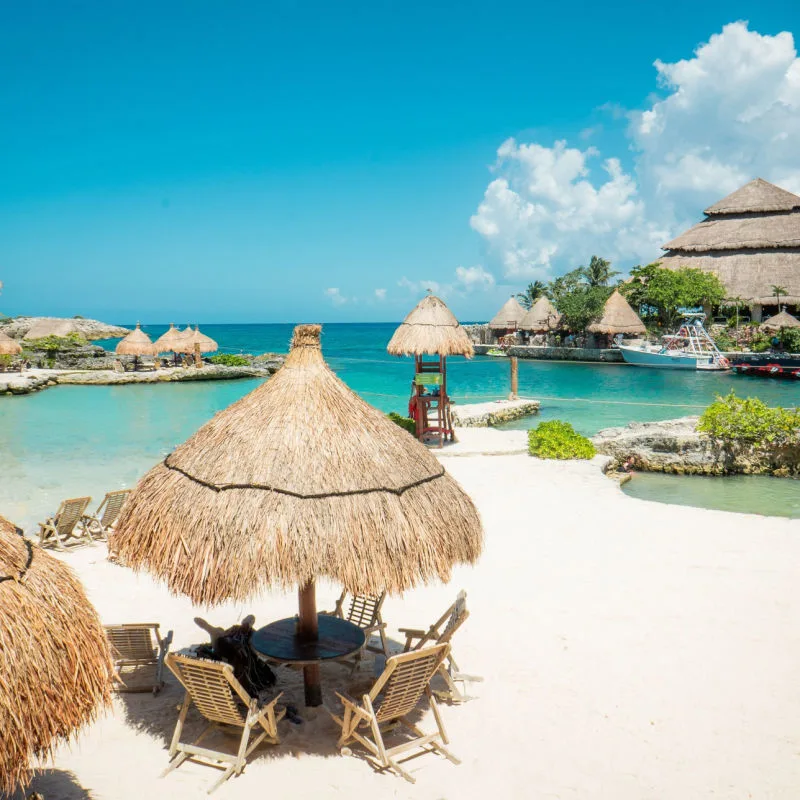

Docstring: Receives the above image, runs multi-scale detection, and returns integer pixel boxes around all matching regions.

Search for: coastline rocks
[452,398,541,427]
[592,417,800,477]
[58,364,272,386]
[0,316,130,340]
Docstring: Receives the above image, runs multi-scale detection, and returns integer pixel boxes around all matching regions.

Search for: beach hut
[0,329,22,356]
[489,296,527,334]
[760,310,800,332]
[387,294,473,445]
[114,324,483,706]
[153,323,181,352]
[519,295,561,333]
[115,322,156,370]
[587,290,646,338]
[0,515,114,795]
[181,326,219,367]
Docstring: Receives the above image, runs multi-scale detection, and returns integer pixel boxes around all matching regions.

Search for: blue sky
[1,1,797,323]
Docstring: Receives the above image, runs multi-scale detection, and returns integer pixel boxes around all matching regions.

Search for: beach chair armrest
[397,627,425,637]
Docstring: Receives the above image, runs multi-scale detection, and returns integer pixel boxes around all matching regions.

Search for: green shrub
[750,333,772,352]
[712,330,736,351]
[528,420,596,460]
[779,327,800,353]
[387,412,416,435]
[209,353,249,366]
[698,391,800,445]
[24,333,88,352]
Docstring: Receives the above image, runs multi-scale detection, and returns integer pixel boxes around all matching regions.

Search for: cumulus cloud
[472,22,800,280]
[397,277,442,295]
[324,287,347,306]
[374,288,387,301]
[455,265,495,290]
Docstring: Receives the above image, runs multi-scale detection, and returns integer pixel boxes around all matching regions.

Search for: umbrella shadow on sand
[9,769,93,800]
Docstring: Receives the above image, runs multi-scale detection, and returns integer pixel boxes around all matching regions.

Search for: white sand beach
[19,428,800,800]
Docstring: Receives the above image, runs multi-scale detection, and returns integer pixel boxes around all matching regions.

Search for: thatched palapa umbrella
[114,324,483,705]
[115,322,156,370]
[519,295,561,333]
[0,515,114,795]
[760,310,800,332]
[179,325,219,366]
[587,289,646,336]
[489,296,527,331]
[153,323,181,353]
[0,329,22,355]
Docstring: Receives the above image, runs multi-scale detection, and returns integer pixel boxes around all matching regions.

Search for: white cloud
[397,277,442,295]
[472,22,800,280]
[374,288,387,301]
[324,287,347,306]
[455,265,495,290]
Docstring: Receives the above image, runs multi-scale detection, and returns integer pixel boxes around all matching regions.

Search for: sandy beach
[16,427,800,800]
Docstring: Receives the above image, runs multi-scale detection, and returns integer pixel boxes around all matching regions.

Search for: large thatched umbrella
[178,325,219,366]
[760,310,800,332]
[153,323,181,353]
[115,324,482,705]
[519,296,561,333]
[587,290,646,336]
[489,296,526,331]
[0,329,22,355]
[0,515,113,795]
[115,323,156,370]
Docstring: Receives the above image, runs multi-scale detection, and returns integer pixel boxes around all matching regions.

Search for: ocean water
[2,322,799,529]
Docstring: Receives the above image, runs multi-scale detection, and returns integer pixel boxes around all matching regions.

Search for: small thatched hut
[587,290,646,336]
[658,178,800,321]
[177,326,219,354]
[519,296,561,333]
[115,323,156,356]
[0,515,113,795]
[114,324,482,704]
[387,294,474,357]
[0,329,22,356]
[489,296,527,332]
[23,319,77,340]
[760,310,800,332]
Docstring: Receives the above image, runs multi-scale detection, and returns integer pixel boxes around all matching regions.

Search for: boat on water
[618,314,730,371]
[732,362,800,380]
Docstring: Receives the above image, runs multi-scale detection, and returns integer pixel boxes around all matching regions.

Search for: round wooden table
[251,615,366,666]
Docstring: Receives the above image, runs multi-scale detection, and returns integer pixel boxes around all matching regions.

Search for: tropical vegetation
[387,412,416,435]
[528,420,596,460]
[698,391,800,446]
[208,353,249,366]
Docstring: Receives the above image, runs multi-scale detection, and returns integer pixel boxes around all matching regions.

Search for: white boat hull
[618,346,714,370]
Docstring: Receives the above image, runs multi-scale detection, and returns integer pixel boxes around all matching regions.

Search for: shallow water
[622,472,800,519]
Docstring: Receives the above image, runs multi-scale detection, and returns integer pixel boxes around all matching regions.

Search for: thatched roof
[0,516,113,794]
[663,213,800,252]
[176,326,219,354]
[760,310,800,331]
[387,295,474,357]
[114,324,483,605]
[705,178,800,216]
[519,296,561,332]
[587,290,646,335]
[115,323,155,356]
[489,297,527,329]
[23,319,77,339]
[0,330,22,355]
[153,323,182,352]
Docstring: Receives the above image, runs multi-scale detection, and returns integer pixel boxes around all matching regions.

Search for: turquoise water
[2,322,799,529]
[622,472,800,519]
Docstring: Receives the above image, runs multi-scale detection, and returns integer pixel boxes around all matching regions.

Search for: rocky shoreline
[592,417,800,477]
[0,316,129,339]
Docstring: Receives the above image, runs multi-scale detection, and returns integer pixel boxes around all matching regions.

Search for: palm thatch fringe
[115,323,156,356]
[519,296,561,332]
[663,213,800,252]
[114,324,483,606]
[0,516,114,795]
[0,330,22,355]
[587,290,646,335]
[387,295,473,357]
[705,178,800,216]
[489,297,526,329]
[176,326,219,354]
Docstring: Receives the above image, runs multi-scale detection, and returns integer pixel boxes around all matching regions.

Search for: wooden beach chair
[329,643,459,783]
[163,653,284,794]
[38,496,92,550]
[105,623,173,694]
[326,590,390,666]
[82,489,131,541]
[399,590,482,703]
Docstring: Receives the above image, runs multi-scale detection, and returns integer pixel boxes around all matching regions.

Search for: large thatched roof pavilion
[658,178,800,320]
[587,290,646,336]
[114,324,482,704]
[0,329,22,355]
[0,515,113,795]
[519,295,561,333]
[489,296,527,331]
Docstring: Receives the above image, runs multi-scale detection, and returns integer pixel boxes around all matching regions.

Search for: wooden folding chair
[38,496,92,550]
[326,590,390,663]
[105,623,173,694]
[329,643,459,783]
[399,590,482,703]
[82,489,131,541]
[163,654,285,794]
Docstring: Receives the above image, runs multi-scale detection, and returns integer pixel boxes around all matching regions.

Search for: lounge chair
[82,489,131,541]
[163,653,285,794]
[105,623,173,694]
[399,590,481,703]
[329,643,459,783]
[325,590,390,666]
[38,496,92,550]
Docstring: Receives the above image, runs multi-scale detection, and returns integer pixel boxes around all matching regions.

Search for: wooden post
[194,342,202,368]
[509,356,519,400]
[297,579,322,706]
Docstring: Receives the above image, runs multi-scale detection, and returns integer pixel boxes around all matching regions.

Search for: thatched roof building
[0,515,113,794]
[519,296,561,332]
[115,323,156,356]
[114,324,482,605]
[387,295,473,356]
[587,290,646,335]
[0,329,22,355]
[489,296,527,330]
[658,178,800,309]
[760,310,800,332]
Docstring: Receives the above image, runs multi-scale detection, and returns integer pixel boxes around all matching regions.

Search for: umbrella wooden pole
[509,356,519,399]
[298,579,322,706]
[194,343,202,368]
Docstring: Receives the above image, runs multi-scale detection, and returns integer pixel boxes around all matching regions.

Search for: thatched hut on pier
[587,290,646,339]
[114,324,483,705]
[0,515,113,795]
[489,296,526,335]
[519,295,561,334]
[658,178,800,321]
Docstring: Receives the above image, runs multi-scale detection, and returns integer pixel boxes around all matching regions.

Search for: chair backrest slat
[55,496,91,534]
[105,624,158,661]
[167,655,247,727]
[439,591,468,644]
[346,592,384,629]
[98,490,131,527]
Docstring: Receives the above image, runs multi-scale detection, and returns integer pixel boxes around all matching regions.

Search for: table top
[251,615,366,665]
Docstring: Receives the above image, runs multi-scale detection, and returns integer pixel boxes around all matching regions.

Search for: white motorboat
[618,314,730,371]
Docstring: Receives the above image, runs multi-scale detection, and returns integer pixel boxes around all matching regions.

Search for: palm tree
[771,285,788,311]
[581,256,620,288]
[516,280,547,310]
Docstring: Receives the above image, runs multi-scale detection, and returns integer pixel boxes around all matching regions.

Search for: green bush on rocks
[528,420,596,460]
